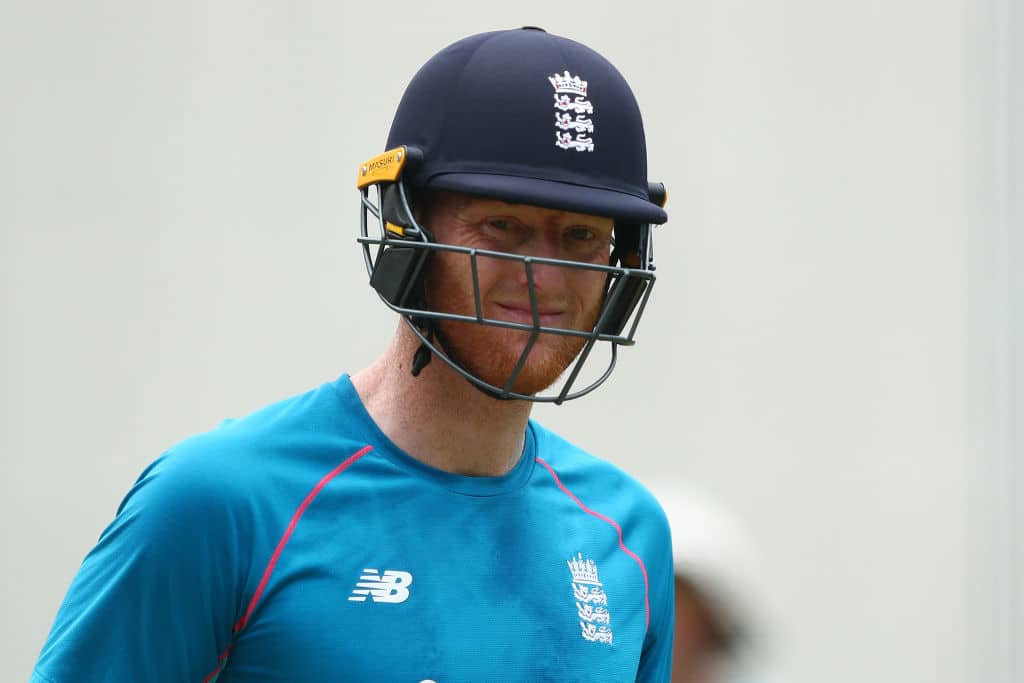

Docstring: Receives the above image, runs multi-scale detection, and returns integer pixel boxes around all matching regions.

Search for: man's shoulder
[170,375,359,457]
[528,420,665,517]
[132,376,366,505]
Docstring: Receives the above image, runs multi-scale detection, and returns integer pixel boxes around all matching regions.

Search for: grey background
[1,1,1019,682]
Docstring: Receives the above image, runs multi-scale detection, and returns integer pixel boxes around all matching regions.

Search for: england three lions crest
[550,71,595,152]
[567,552,613,645]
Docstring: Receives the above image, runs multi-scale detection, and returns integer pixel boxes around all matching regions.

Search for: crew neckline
[331,373,536,497]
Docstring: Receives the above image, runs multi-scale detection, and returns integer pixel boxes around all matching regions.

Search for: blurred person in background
[652,483,779,683]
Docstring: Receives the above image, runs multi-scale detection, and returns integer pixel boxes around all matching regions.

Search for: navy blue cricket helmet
[356,27,668,403]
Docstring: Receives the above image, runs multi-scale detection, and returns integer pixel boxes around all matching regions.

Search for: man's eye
[565,227,596,242]
[481,218,527,246]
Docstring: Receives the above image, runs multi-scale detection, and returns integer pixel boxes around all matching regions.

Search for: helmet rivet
[397,151,403,161]
[361,165,367,175]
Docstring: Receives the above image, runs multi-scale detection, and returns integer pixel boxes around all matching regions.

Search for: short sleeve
[32,446,252,682]
[635,497,675,682]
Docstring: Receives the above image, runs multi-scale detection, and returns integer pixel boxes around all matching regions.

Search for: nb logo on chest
[348,568,413,603]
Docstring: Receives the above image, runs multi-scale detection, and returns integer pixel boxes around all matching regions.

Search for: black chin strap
[410,319,435,377]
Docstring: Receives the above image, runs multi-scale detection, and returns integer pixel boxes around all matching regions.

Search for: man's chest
[219,491,650,682]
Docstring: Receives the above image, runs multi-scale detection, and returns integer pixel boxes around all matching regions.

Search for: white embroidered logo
[550,71,595,152]
[567,552,613,644]
[348,568,413,603]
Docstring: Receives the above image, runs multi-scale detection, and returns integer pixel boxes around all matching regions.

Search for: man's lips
[493,303,566,325]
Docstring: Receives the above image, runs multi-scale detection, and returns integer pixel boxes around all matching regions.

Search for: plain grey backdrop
[2,1,1020,682]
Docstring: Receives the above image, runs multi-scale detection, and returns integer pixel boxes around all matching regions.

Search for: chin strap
[410,319,434,377]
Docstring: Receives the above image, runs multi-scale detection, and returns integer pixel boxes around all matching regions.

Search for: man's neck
[351,325,533,478]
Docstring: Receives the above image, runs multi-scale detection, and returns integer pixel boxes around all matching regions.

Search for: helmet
[356,27,667,403]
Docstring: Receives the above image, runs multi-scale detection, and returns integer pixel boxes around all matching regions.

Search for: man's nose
[514,232,572,290]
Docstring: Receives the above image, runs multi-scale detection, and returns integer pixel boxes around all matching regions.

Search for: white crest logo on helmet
[550,71,595,152]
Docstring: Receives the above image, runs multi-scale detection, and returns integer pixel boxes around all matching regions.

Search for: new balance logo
[348,568,413,603]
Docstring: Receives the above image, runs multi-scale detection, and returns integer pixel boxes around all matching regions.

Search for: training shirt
[32,374,674,682]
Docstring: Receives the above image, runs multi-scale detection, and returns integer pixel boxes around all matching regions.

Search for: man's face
[420,191,613,396]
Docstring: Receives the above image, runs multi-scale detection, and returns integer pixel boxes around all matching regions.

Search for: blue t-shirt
[33,375,674,682]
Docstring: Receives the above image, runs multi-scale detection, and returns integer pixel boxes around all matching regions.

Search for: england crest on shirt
[567,552,613,644]
[550,71,595,152]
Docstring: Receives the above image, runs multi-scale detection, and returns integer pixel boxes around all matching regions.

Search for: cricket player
[33,27,674,681]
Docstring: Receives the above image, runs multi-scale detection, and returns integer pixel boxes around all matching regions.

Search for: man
[33,28,673,681]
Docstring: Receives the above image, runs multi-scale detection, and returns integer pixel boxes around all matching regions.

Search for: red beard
[424,254,603,396]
